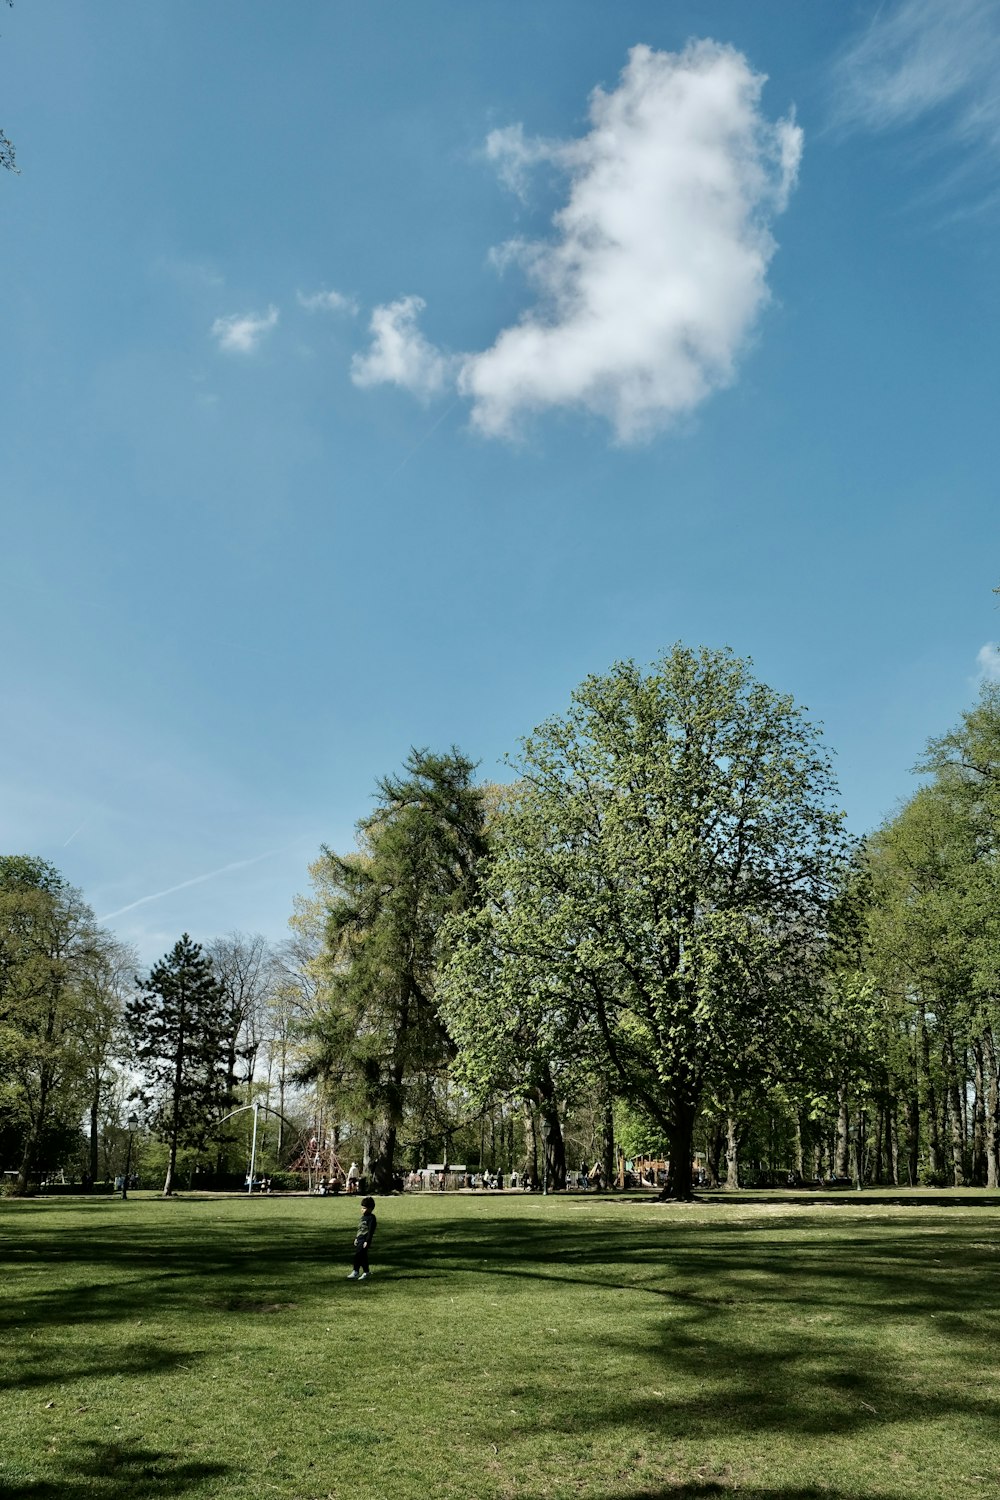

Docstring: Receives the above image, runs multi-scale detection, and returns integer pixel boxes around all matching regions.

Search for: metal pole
[248,1101,260,1195]
[121,1113,138,1200]
[121,1131,133,1200]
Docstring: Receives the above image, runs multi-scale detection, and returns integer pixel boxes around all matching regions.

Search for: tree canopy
[443,646,852,1197]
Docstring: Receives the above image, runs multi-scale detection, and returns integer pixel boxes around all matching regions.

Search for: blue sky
[3,1,999,965]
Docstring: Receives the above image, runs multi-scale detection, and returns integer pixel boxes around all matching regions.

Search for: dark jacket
[354,1210,377,1249]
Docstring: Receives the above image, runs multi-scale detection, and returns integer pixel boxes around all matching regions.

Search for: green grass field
[1,1189,998,1500]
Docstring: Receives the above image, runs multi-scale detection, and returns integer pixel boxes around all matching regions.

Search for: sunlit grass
[2,1189,999,1498]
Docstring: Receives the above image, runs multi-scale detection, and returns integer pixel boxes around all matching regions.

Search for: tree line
[3,643,999,1197]
[0,865,315,1195]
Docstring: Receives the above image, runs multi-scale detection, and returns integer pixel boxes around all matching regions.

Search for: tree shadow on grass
[384,1210,1000,1467]
[0,1440,229,1498]
[561,1488,904,1500]
[0,1336,206,1394]
[5,1198,999,1482]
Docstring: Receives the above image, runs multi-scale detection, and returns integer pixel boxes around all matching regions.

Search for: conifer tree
[126,934,228,1196]
[303,750,488,1191]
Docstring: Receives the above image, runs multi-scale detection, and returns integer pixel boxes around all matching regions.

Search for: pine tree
[303,750,488,1191]
[126,934,228,1196]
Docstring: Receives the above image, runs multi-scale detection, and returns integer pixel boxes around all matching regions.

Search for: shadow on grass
[0,1440,229,1498]
[5,1198,998,1472]
[569,1489,904,1500]
[1,1336,207,1394]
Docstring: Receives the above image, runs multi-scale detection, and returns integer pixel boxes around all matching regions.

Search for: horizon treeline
[2,643,998,1198]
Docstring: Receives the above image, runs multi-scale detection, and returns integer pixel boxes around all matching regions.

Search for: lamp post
[121,1112,139,1200]
[540,1115,550,1197]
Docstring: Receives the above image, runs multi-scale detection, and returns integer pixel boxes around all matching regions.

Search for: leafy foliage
[443,647,852,1197]
[303,749,488,1189]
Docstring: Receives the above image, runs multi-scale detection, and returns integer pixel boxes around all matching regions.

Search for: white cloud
[351,43,800,443]
[977,642,1000,680]
[351,295,454,400]
[297,287,358,315]
[211,305,279,354]
[833,0,1000,149]
[461,42,802,443]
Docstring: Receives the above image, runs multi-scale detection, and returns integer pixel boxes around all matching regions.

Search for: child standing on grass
[347,1195,377,1281]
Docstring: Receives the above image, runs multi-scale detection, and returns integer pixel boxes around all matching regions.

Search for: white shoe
[346,1271,358,1279]
[358,1272,369,1281]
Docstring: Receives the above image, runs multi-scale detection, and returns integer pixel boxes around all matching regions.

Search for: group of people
[315,1161,364,1196]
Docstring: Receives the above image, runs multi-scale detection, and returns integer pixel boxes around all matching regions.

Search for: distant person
[347,1161,360,1195]
[347,1195,377,1281]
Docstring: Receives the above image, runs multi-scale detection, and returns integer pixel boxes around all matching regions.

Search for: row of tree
[300,646,1000,1199]
[0,859,316,1194]
[4,643,998,1198]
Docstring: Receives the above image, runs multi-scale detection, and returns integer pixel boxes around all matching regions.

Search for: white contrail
[382,398,459,486]
[63,819,89,848]
[97,849,282,923]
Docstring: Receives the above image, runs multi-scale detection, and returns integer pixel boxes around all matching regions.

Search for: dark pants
[352,1242,370,1273]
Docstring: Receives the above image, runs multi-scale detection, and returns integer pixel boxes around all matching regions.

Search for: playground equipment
[285,1123,348,1194]
[214,1100,299,1194]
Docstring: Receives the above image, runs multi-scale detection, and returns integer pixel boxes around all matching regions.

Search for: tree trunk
[602,1098,615,1188]
[89,1089,100,1184]
[707,1119,724,1187]
[372,1123,398,1193]
[724,1115,741,1191]
[887,1097,899,1186]
[972,1039,986,1186]
[945,1034,966,1187]
[541,1104,566,1190]
[835,1088,850,1178]
[162,1131,179,1197]
[982,1025,1000,1190]
[526,1105,538,1187]
[904,1091,919,1187]
[17,1118,41,1196]
[661,1105,697,1200]
[919,1008,942,1176]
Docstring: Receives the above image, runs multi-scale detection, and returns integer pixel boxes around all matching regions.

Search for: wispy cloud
[97,850,281,923]
[351,42,801,443]
[483,122,565,201]
[351,295,455,401]
[833,0,1000,153]
[297,287,357,315]
[977,642,1000,681]
[152,255,225,290]
[211,305,279,354]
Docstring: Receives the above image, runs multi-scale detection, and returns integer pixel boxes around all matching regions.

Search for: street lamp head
[127,1113,139,1133]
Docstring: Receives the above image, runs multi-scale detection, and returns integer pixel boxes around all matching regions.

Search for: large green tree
[445,647,851,1199]
[125,934,229,1196]
[0,857,117,1192]
[302,749,488,1191]
[861,683,1000,1187]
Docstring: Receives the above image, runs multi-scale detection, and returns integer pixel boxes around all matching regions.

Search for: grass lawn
[1,1189,998,1500]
